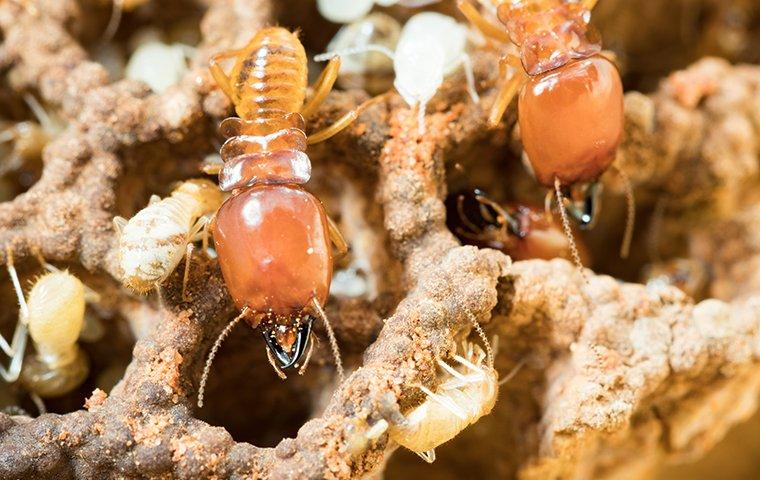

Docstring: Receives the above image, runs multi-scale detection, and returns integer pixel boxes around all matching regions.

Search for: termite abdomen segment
[218,150,312,191]
[219,119,307,158]
[260,312,314,369]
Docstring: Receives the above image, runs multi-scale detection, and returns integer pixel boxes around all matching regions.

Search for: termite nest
[1,0,760,479]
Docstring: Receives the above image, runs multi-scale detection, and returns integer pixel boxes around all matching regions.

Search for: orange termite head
[259,311,314,370]
[497,0,601,76]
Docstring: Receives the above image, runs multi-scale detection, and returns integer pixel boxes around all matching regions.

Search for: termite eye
[262,316,313,369]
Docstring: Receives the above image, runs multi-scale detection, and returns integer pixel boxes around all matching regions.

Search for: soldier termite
[114,179,225,300]
[197,27,384,406]
[446,189,590,264]
[316,11,479,134]
[458,0,633,272]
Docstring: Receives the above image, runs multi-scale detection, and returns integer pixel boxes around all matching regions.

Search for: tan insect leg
[488,56,525,128]
[418,384,467,420]
[113,216,128,235]
[613,166,636,260]
[457,0,510,44]
[301,56,341,119]
[307,94,387,145]
[1,246,29,382]
[326,215,348,258]
[416,450,436,464]
[209,49,243,102]
[182,243,193,301]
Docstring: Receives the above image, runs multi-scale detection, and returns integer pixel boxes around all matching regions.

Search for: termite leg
[460,53,480,103]
[365,419,389,441]
[301,56,341,119]
[182,243,193,301]
[614,166,636,259]
[307,94,387,144]
[209,49,243,102]
[418,384,467,420]
[417,450,436,464]
[102,0,124,43]
[113,216,128,235]
[457,0,510,44]
[488,55,525,128]
[326,215,348,258]
[1,246,29,383]
[155,283,164,308]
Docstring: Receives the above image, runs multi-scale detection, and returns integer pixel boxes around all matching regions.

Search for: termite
[325,12,401,95]
[114,179,225,299]
[1,248,96,398]
[364,339,505,463]
[0,94,63,181]
[446,189,590,264]
[197,27,380,406]
[317,0,440,24]
[317,11,479,134]
[458,0,634,270]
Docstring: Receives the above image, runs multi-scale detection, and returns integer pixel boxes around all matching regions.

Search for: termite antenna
[554,178,588,281]
[466,311,493,368]
[30,392,46,415]
[416,102,426,136]
[314,44,396,64]
[197,308,248,408]
[6,246,29,321]
[615,166,636,259]
[311,298,345,384]
[182,243,193,301]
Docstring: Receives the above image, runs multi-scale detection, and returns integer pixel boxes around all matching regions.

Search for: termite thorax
[217,113,312,192]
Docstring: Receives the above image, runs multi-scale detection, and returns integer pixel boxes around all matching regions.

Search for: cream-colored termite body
[115,179,225,295]
[1,249,94,399]
[21,270,91,397]
[316,12,478,134]
[366,341,498,463]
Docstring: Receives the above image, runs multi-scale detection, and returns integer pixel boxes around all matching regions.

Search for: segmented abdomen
[231,27,308,121]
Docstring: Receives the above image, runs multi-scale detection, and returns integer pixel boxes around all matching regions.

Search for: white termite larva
[317,0,440,24]
[316,12,478,134]
[115,178,225,295]
[20,270,90,398]
[366,340,498,463]
[326,13,401,95]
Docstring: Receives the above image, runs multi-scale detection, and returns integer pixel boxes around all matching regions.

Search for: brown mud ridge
[0,0,760,478]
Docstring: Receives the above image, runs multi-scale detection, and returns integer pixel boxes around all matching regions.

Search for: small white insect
[0,94,64,177]
[365,340,499,463]
[316,12,479,134]
[326,13,401,95]
[114,179,225,296]
[1,249,96,398]
[125,33,195,94]
[317,0,440,24]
